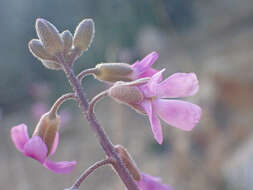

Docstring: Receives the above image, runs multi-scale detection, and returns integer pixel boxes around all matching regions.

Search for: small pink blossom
[110,69,201,144]
[127,173,172,190]
[139,69,201,144]
[10,124,76,174]
[130,51,159,79]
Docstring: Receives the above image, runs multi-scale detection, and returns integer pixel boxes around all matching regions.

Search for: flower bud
[32,112,60,155]
[115,145,141,181]
[28,39,55,60]
[109,82,143,105]
[41,60,62,70]
[35,18,64,55]
[95,63,133,82]
[73,18,94,52]
[61,30,73,53]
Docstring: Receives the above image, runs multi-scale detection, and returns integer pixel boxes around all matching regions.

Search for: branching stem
[77,68,97,82]
[69,158,114,190]
[57,55,139,190]
[49,93,76,117]
[89,90,108,115]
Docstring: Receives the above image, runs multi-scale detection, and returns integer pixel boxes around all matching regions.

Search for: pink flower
[127,173,172,190]
[109,69,201,144]
[130,51,159,79]
[10,124,76,174]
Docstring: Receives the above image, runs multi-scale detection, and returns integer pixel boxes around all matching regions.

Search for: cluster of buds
[29,18,94,70]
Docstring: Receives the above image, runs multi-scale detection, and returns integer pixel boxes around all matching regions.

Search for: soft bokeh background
[1,0,253,189]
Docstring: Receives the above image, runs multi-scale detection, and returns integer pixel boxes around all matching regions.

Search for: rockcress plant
[10,18,201,190]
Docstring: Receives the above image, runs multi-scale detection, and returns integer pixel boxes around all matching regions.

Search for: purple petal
[10,124,29,152]
[141,100,163,144]
[137,173,173,190]
[131,52,159,78]
[24,136,48,164]
[153,99,201,131]
[44,159,77,174]
[139,69,165,98]
[49,132,59,156]
[138,68,158,78]
[157,73,199,98]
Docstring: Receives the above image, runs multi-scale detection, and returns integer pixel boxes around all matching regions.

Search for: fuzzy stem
[69,158,114,190]
[77,68,97,82]
[89,90,108,114]
[49,93,76,118]
[58,56,139,190]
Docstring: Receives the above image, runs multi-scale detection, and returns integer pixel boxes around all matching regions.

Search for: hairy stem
[77,68,97,82]
[70,158,114,189]
[89,90,108,114]
[58,56,139,190]
[49,93,76,117]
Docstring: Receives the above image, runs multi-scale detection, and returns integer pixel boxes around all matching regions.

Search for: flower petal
[139,69,164,98]
[44,159,77,174]
[24,136,48,164]
[10,124,29,152]
[153,99,201,131]
[49,132,59,156]
[141,100,163,144]
[156,73,199,98]
[137,173,173,190]
[131,52,159,77]
[138,68,158,78]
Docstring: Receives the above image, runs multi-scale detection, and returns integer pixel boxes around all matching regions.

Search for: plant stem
[59,56,139,190]
[89,90,108,114]
[49,93,76,117]
[77,68,97,82]
[70,158,114,189]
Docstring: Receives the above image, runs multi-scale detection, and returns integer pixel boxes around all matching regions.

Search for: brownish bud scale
[61,30,73,53]
[41,60,62,70]
[32,112,60,155]
[28,39,55,60]
[115,145,141,181]
[35,18,64,55]
[73,18,95,52]
[95,63,133,82]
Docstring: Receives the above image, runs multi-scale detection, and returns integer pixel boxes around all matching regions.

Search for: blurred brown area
[1,0,253,190]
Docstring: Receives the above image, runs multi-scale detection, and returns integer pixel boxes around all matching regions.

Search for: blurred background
[1,0,253,189]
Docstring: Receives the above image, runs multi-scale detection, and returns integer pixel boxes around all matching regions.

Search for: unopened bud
[41,60,62,70]
[32,112,60,155]
[28,39,55,60]
[61,30,73,53]
[95,63,133,82]
[115,145,141,181]
[73,19,94,52]
[35,18,64,55]
[109,82,143,105]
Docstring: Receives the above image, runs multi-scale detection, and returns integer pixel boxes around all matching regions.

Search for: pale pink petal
[153,99,201,131]
[139,69,165,98]
[141,100,163,144]
[10,124,29,152]
[24,136,48,164]
[131,52,159,77]
[49,132,59,156]
[156,73,199,98]
[138,173,173,190]
[127,173,173,190]
[138,68,158,78]
[44,159,77,174]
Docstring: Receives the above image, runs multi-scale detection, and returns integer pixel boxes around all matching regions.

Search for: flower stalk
[57,55,139,190]
[68,158,114,190]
